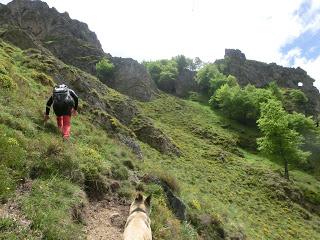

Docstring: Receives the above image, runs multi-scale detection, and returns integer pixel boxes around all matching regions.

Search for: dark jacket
[46,89,78,116]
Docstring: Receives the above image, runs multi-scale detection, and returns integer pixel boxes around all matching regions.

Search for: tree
[96,58,114,80]
[268,81,283,102]
[257,99,310,179]
[283,89,308,113]
[193,57,203,71]
[196,64,226,95]
[144,59,178,93]
[211,83,275,125]
[172,55,188,73]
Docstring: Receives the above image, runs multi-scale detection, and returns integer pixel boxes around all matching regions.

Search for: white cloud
[1,0,319,89]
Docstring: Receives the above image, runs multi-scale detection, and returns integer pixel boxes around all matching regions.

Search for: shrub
[31,71,54,86]
[111,164,129,180]
[96,58,114,80]
[0,74,16,89]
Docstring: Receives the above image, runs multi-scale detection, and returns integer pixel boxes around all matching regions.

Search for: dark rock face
[216,49,320,116]
[0,0,157,101]
[108,57,157,101]
[0,0,105,74]
[175,68,198,97]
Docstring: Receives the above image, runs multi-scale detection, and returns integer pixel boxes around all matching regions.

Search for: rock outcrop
[0,0,105,74]
[215,49,320,116]
[175,68,198,97]
[108,57,157,101]
[0,0,157,101]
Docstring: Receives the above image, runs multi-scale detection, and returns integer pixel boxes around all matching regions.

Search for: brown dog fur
[123,193,152,240]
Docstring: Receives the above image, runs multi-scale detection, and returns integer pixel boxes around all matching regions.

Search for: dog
[123,193,152,240]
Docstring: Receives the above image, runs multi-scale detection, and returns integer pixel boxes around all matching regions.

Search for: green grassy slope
[0,40,198,239]
[0,39,319,240]
[138,95,320,240]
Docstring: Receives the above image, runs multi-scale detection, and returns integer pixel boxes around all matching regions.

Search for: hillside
[0,1,320,240]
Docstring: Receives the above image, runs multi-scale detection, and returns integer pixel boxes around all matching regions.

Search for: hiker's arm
[70,90,78,111]
[45,96,53,115]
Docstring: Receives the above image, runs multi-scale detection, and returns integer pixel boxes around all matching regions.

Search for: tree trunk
[284,157,289,180]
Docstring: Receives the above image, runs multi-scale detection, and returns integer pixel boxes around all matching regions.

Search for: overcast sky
[1,0,320,90]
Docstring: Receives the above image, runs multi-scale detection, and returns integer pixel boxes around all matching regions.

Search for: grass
[20,178,85,240]
[0,38,319,239]
[0,40,139,238]
[138,94,320,239]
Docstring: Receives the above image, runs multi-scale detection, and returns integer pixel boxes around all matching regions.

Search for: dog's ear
[144,195,152,207]
[135,193,143,203]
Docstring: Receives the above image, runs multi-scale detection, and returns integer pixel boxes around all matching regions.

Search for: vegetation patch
[20,178,86,240]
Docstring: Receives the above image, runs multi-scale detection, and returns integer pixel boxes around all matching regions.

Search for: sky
[1,0,320,90]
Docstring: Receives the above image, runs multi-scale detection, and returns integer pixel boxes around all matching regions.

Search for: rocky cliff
[0,0,156,101]
[175,68,198,97]
[215,49,320,116]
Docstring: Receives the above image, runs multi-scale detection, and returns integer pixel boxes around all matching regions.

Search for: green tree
[283,89,308,113]
[257,99,310,179]
[196,64,228,95]
[211,83,275,125]
[144,59,178,93]
[193,57,203,71]
[172,55,189,73]
[96,58,114,80]
[268,81,283,102]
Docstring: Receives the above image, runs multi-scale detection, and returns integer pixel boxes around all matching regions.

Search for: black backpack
[52,85,74,107]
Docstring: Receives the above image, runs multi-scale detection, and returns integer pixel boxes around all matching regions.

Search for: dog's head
[129,193,152,215]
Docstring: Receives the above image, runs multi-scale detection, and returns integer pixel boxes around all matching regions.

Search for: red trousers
[56,115,71,139]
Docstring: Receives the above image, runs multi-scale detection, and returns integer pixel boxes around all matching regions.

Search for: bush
[111,164,129,180]
[0,74,16,89]
[96,58,114,80]
[211,84,275,125]
[31,71,54,86]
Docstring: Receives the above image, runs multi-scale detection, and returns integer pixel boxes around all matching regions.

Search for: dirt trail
[85,198,129,240]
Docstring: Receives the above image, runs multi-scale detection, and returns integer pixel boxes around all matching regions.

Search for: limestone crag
[0,0,105,74]
[0,0,156,101]
[175,68,198,97]
[108,57,158,101]
[215,49,320,115]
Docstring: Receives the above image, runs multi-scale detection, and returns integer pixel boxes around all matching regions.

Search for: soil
[85,197,129,240]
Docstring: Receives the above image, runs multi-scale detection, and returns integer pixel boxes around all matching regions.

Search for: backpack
[52,85,74,107]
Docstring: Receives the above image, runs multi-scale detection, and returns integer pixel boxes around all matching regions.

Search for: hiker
[44,84,78,140]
